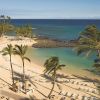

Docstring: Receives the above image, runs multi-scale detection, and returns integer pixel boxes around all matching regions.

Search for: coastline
[0,35,100,99]
[0,35,99,79]
[26,46,100,80]
[27,53,100,81]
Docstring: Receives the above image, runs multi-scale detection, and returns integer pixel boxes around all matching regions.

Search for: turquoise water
[11,19,100,71]
[27,47,93,70]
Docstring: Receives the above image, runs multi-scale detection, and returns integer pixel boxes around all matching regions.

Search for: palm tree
[0,15,12,37]
[75,25,100,65]
[15,24,32,38]
[14,45,31,93]
[44,57,65,98]
[2,44,15,84]
[75,25,100,94]
[26,24,33,38]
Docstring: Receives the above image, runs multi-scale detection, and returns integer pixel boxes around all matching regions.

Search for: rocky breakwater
[32,37,78,48]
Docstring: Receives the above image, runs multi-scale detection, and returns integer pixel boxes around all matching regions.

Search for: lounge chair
[71,93,79,99]
[84,84,87,86]
[59,91,66,96]
[18,82,23,92]
[90,97,98,100]
[81,95,89,100]
[26,88,34,95]
[71,81,75,84]
[76,82,79,85]
[49,95,55,100]
[77,95,83,100]
[67,92,73,97]
[60,96,66,100]
[26,84,34,95]
[64,92,68,96]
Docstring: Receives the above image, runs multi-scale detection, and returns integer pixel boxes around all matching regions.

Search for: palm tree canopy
[14,45,30,62]
[23,56,31,62]
[75,25,100,56]
[15,24,32,38]
[44,57,65,98]
[14,45,27,56]
[93,58,100,73]
[44,57,65,74]
[2,44,13,56]
[75,25,100,72]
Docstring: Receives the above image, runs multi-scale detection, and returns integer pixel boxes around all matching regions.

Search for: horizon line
[11,18,100,20]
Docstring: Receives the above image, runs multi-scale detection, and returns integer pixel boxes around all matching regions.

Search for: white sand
[0,36,100,100]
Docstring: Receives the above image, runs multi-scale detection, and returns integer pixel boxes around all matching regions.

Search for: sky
[0,0,100,19]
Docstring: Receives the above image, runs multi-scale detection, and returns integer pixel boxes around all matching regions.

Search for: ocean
[10,19,100,73]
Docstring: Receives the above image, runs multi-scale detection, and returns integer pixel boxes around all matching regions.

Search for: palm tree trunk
[48,68,56,98]
[22,59,26,93]
[10,55,14,85]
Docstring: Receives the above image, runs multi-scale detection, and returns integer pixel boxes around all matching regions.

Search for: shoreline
[28,54,100,81]
[0,35,100,99]
[26,46,100,81]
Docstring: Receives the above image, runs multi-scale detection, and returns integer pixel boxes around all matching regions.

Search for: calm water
[10,19,100,71]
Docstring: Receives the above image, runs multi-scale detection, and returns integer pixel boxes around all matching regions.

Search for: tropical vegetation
[1,44,15,85]
[0,15,33,38]
[0,15,13,37]
[75,25,100,72]
[0,15,100,98]
[14,45,31,93]
[44,57,65,98]
[75,25,100,93]
[15,24,33,38]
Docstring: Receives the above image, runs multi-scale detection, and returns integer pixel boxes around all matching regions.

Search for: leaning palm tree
[44,57,65,98]
[75,25,100,66]
[2,44,14,85]
[75,25,100,94]
[14,45,30,93]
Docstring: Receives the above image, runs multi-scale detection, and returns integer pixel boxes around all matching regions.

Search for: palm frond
[93,63,100,68]
[14,45,28,57]
[24,57,31,62]
[57,64,66,70]
[1,44,13,56]
[22,45,28,55]
[2,52,9,55]
[15,45,23,54]
[43,57,65,75]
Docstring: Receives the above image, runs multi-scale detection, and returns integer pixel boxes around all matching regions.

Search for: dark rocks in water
[32,37,78,48]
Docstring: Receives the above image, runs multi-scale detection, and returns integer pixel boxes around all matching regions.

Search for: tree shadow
[84,69,100,76]
[0,65,10,71]
[41,74,100,99]
[72,74,100,84]
[56,73,69,78]
[13,71,47,98]
[72,74,100,98]
[62,82,100,99]
[12,62,22,68]
[41,74,75,84]
[0,77,12,87]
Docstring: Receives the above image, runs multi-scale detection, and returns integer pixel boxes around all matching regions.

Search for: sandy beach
[0,36,100,100]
